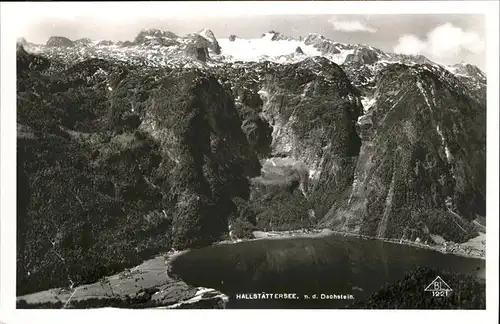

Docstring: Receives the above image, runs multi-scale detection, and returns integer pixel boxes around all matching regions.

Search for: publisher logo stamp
[425,276,453,297]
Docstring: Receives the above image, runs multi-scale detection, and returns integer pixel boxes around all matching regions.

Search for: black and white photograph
[1,1,499,322]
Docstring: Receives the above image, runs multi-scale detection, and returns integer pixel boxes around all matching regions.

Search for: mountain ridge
[18,29,486,76]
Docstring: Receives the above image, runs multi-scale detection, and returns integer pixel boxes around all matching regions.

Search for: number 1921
[432,291,450,297]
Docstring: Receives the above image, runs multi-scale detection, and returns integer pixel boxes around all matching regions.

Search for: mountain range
[16,28,486,296]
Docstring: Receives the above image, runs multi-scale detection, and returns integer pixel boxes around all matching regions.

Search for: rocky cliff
[209,57,363,232]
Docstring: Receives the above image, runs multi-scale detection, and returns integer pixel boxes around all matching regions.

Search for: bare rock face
[74,38,93,46]
[96,40,114,47]
[267,30,295,41]
[197,28,221,55]
[118,40,134,47]
[295,46,304,55]
[449,63,486,104]
[304,33,342,55]
[46,36,74,47]
[215,57,363,229]
[184,34,213,61]
[219,57,361,169]
[258,57,362,220]
[344,47,380,65]
[184,45,209,62]
[134,28,178,44]
[451,63,485,80]
[132,29,179,48]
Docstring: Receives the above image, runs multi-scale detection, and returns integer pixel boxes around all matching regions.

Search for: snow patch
[261,32,275,41]
[163,287,228,309]
[328,49,354,65]
[436,125,444,141]
[416,80,433,112]
[258,89,270,101]
[378,169,396,238]
[309,168,320,180]
[301,83,312,98]
[198,28,214,40]
[347,173,359,204]
[445,147,452,161]
[282,141,293,153]
[436,125,452,163]
[361,96,376,113]
[218,37,322,63]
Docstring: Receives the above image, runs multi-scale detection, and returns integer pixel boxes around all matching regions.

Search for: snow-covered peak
[218,31,362,65]
[22,29,485,84]
[191,29,221,55]
[198,28,216,41]
[447,62,486,80]
[218,34,322,63]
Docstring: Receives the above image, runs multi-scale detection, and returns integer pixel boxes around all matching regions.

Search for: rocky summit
[17,28,486,303]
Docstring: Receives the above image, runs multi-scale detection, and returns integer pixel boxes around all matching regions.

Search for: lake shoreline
[16,228,485,309]
[215,228,486,261]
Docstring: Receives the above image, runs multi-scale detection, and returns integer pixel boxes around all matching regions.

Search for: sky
[16,9,486,70]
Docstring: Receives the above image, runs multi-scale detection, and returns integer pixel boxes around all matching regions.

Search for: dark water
[169,235,485,309]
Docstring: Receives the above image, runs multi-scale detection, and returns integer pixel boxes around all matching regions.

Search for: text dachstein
[234,293,355,300]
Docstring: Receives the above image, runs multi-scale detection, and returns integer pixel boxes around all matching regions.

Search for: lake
[168,234,485,309]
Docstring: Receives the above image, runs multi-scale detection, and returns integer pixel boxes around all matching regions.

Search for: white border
[1,1,498,324]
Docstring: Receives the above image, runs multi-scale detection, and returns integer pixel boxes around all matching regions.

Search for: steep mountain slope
[327,63,485,243]
[214,57,363,228]
[17,28,486,296]
[16,47,260,294]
